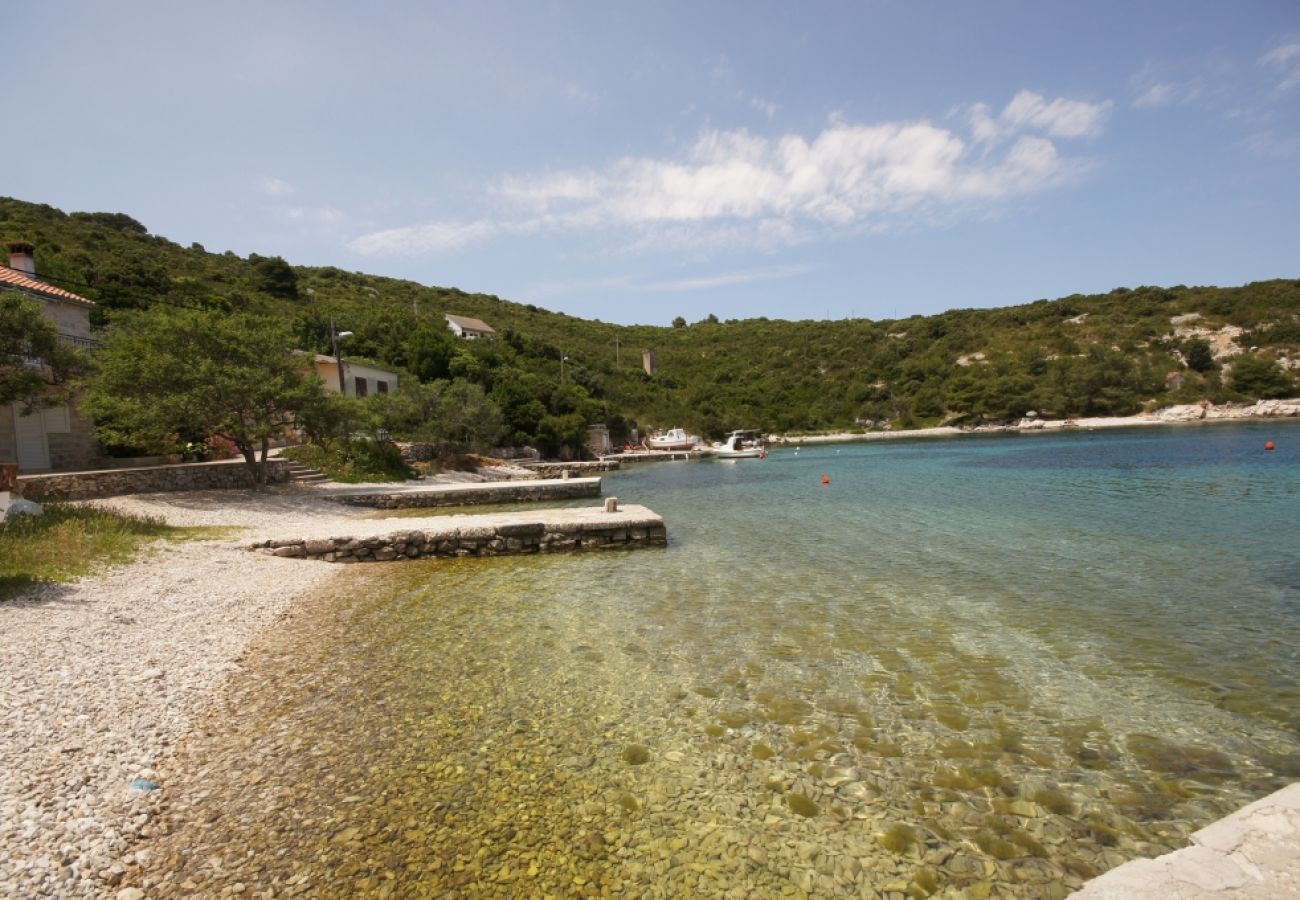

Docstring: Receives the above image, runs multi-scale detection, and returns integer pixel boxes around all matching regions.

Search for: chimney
[6,242,36,277]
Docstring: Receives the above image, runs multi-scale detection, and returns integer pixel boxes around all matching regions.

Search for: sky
[5,1,1299,325]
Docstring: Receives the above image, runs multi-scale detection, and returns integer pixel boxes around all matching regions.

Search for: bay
[141,421,1300,897]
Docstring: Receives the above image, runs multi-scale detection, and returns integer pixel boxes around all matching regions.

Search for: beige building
[0,243,101,472]
[303,353,400,397]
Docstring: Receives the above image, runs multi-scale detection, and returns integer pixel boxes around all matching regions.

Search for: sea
[143,421,1300,898]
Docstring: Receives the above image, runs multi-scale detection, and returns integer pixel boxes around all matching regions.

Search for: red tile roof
[0,265,95,306]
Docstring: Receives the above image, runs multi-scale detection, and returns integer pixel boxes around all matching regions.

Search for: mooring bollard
[604,497,619,513]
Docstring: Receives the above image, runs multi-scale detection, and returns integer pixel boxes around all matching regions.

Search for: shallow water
[141,422,1300,897]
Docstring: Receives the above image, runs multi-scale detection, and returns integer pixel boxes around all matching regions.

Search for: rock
[4,498,43,520]
[116,888,145,900]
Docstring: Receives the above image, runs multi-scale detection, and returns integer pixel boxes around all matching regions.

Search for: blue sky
[5,1,1298,324]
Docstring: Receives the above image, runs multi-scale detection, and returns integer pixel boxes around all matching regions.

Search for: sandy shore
[769,398,1300,445]
[0,485,373,898]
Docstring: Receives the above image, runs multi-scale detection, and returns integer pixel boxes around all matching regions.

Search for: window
[354,376,368,397]
[377,380,389,395]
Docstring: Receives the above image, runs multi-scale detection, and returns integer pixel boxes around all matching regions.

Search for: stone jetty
[323,476,600,509]
[249,503,666,562]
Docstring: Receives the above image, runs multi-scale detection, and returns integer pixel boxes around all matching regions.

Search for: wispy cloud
[258,176,294,197]
[349,219,504,254]
[348,90,1109,258]
[1261,42,1300,92]
[527,264,815,301]
[974,90,1112,140]
[638,263,815,292]
[1133,82,1175,109]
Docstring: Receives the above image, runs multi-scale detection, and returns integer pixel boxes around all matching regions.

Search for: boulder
[4,498,44,521]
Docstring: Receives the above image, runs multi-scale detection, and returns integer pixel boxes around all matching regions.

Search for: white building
[0,242,101,472]
[445,313,496,340]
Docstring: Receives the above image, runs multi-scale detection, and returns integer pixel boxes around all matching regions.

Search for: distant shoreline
[769,398,1300,445]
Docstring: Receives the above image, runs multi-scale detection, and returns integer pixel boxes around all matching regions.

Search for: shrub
[281,439,414,483]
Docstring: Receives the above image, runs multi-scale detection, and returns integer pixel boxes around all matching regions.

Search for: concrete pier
[249,504,666,562]
[321,476,601,509]
[1072,782,1300,898]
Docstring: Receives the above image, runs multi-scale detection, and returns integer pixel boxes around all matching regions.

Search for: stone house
[444,313,496,340]
[0,243,101,472]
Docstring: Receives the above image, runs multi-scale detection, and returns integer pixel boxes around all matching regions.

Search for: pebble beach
[0,487,361,898]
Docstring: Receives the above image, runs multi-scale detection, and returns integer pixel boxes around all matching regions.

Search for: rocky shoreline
[771,398,1300,445]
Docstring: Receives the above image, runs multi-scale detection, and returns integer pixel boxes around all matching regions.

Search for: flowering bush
[204,435,239,460]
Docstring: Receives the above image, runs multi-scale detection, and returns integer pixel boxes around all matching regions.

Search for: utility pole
[330,318,353,395]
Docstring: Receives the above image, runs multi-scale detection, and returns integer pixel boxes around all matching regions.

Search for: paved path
[1073,783,1300,898]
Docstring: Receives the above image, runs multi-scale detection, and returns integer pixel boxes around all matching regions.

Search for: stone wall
[330,478,600,509]
[17,459,292,501]
[525,460,621,476]
[251,518,667,562]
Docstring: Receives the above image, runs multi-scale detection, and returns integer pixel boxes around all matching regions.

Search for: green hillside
[3,196,1297,450]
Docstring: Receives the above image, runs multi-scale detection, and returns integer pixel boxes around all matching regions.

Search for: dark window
[354,376,368,397]
[377,380,389,395]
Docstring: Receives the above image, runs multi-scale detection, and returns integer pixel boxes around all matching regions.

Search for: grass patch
[0,505,224,601]
[281,440,414,483]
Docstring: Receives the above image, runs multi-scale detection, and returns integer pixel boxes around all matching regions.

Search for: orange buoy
[1265,441,1275,451]
[820,474,830,485]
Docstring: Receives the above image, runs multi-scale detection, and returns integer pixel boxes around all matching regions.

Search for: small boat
[645,427,701,451]
[712,430,767,459]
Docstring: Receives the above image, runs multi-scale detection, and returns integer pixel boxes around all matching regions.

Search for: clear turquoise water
[606,422,1300,740]
[149,421,1300,897]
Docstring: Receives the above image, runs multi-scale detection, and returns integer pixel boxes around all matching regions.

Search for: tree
[1,290,88,409]
[672,316,686,328]
[250,255,300,300]
[1183,338,1216,373]
[81,308,325,487]
[1228,352,1295,399]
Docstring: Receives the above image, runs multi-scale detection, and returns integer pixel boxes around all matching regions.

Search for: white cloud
[258,176,294,196]
[349,91,1108,258]
[1261,42,1300,92]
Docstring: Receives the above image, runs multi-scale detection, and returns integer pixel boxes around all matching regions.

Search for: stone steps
[287,464,329,484]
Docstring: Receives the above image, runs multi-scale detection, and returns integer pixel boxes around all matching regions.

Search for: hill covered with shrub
[3,196,1297,450]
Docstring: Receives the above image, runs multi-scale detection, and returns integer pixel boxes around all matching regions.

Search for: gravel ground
[0,485,363,898]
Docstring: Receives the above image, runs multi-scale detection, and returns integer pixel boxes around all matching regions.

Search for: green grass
[0,505,226,601]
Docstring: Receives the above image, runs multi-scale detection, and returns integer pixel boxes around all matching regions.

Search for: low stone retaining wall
[328,477,600,509]
[17,459,292,501]
[250,506,667,562]
[525,460,621,476]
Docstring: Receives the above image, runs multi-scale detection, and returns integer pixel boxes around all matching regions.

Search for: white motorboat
[712,430,766,459]
[645,427,701,451]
